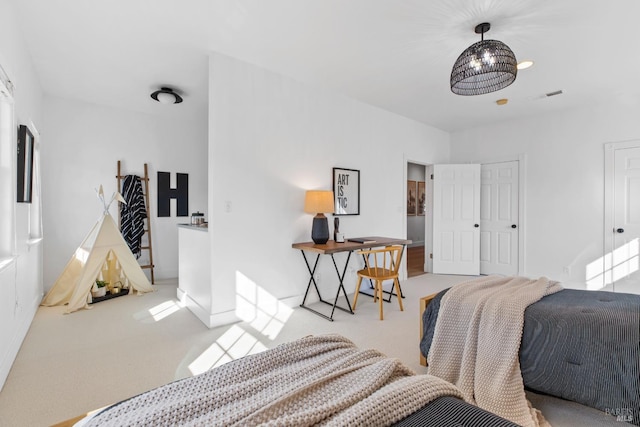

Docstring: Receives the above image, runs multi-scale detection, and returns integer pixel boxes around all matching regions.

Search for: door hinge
[429,253,433,259]
[430,174,434,180]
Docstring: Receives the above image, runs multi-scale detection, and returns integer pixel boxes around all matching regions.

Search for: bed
[54,334,518,427]
[419,276,640,426]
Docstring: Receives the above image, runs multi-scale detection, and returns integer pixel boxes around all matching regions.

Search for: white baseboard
[176,287,239,329]
[280,294,303,307]
[177,288,308,328]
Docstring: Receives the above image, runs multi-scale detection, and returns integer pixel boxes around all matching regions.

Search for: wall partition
[0,65,16,267]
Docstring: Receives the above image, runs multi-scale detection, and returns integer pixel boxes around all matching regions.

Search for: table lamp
[304,190,335,244]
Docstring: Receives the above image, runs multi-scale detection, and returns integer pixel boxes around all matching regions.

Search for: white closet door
[432,164,480,275]
[480,161,519,276]
[610,146,640,293]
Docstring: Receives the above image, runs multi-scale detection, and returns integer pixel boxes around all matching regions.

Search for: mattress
[420,288,640,426]
[393,396,518,427]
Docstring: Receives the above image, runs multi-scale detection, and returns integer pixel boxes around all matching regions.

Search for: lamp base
[311,214,329,244]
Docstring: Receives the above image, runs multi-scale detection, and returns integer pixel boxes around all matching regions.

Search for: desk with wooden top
[291,236,411,321]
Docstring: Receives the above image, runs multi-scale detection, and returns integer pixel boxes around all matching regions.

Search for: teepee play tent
[42,187,153,313]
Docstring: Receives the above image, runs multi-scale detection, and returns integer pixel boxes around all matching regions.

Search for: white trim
[517,155,527,275]
[0,80,16,260]
[0,63,14,98]
[425,164,434,273]
[26,121,43,240]
[279,294,302,308]
[604,143,614,289]
[26,238,43,246]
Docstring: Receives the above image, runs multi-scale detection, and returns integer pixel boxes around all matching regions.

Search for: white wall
[450,100,640,288]
[206,52,449,324]
[41,96,208,288]
[0,0,44,391]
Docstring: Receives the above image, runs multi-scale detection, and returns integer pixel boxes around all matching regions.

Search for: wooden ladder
[116,160,155,284]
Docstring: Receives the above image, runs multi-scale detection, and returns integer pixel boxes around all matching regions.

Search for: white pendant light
[150,87,183,104]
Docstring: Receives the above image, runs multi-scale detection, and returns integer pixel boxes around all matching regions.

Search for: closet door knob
[474,224,479,228]
[616,228,625,233]
[511,224,517,229]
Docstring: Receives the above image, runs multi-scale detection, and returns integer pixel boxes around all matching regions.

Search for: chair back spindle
[353,245,404,320]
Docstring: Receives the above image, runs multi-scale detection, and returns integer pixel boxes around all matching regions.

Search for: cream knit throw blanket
[427,275,562,427]
[85,334,461,426]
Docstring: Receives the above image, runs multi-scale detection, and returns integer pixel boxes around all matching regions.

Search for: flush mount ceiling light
[450,22,517,96]
[517,60,534,70]
[150,87,183,104]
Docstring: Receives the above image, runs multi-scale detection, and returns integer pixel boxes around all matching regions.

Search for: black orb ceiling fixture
[150,87,183,104]
[450,23,517,96]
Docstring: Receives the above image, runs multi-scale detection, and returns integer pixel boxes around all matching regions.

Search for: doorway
[407,162,428,277]
[406,159,521,277]
[428,160,521,276]
[604,140,640,293]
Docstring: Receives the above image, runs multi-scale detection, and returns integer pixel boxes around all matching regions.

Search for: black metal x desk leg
[299,250,354,321]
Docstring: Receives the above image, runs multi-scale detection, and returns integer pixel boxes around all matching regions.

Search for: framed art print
[407,180,416,216]
[417,181,426,215]
[17,125,34,203]
[333,167,359,215]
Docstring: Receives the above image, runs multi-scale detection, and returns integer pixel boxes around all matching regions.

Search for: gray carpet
[0,275,625,426]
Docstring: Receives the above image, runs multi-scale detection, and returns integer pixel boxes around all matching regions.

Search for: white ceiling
[8,0,640,132]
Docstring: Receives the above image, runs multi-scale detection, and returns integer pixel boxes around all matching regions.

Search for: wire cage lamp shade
[450,23,517,96]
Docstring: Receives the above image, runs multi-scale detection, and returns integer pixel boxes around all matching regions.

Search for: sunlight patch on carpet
[148,300,181,321]
[235,271,293,340]
[188,324,267,375]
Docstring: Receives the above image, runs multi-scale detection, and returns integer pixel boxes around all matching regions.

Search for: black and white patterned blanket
[120,174,146,258]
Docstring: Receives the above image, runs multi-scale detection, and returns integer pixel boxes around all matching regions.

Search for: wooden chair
[352,245,404,320]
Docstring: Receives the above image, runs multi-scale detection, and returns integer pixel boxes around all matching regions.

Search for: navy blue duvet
[420,288,640,425]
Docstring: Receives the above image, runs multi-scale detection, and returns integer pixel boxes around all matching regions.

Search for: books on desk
[347,237,377,244]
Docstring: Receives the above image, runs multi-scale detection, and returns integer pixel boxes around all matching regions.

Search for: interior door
[480,161,519,275]
[432,164,481,275]
[610,146,640,293]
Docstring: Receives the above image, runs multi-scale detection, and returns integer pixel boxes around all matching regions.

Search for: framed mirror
[17,124,34,203]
